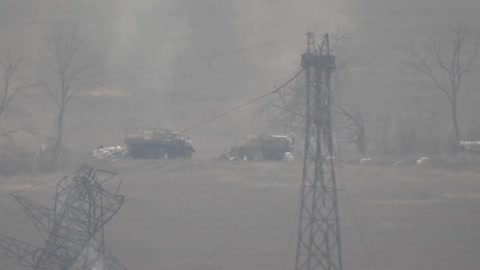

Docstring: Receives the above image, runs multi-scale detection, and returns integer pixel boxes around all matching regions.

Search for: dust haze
[0,1,480,270]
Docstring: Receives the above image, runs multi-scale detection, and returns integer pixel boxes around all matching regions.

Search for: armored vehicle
[125,128,194,159]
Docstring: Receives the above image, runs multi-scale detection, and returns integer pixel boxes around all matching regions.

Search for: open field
[1,161,480,270]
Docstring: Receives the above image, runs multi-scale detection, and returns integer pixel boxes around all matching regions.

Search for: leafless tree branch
[46,22,96,170]
[409,24,480,145]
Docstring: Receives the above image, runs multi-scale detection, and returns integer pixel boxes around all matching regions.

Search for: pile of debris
[92,145,128,161]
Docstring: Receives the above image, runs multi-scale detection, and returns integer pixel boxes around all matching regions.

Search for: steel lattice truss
[0,164,127,270]
[295,33,343,270]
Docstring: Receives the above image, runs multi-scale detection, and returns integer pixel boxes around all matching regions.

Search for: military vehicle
[458,141,480,155]
[125,128,195,159]
[220,133,296,161]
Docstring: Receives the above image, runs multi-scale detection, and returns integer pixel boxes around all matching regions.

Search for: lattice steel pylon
[0,164,127,270]
[294,33,343,270]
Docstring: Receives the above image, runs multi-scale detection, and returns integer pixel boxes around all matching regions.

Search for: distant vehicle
[125,128,195,159]
[220,133,296,161]
[458,141,480,155]
[92,145,128,161]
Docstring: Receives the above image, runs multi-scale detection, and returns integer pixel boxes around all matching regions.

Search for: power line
[0,261,16,269]
[0,38,297,88]
[2,218,31,231]
[280,161,307,270]
[0,178,59,201]
[195,161,287,270]
[181,68,304,133]
[338,169,381,270]
[21,69,303,192]
[0,151,170,204]
[210,40,295,60]
[0,69,304,203]
[280,194,300,270]
[71,39,296,85]
[0,198,13,216]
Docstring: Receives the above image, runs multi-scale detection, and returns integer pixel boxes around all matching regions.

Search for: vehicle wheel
[166,150,176,159]
[157,147,167,159]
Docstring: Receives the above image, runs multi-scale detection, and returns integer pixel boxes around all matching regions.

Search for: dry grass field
[1,160,480,270]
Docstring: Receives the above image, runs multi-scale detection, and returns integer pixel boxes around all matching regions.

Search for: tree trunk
[356,126,367,154]
[450,97,460,154]
[50,108,65,170]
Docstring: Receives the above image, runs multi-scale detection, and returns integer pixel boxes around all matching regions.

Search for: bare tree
[373,113,392,155]
[395,117,419,155]
[46,23,95,169]
[0,52,27,120]
[409,24,480,147]
[334,101,367,154]
[0,51,37,135]
[255,81,306,134]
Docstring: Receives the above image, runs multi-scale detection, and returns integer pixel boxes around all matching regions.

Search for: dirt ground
[1,160,480,270]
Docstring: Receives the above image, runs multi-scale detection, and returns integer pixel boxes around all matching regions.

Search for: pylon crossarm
[0,234,42,267]
[14,195,53,238]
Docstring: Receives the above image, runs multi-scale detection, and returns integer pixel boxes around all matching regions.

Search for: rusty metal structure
[294,33,343,270]
[0,164,127,270]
